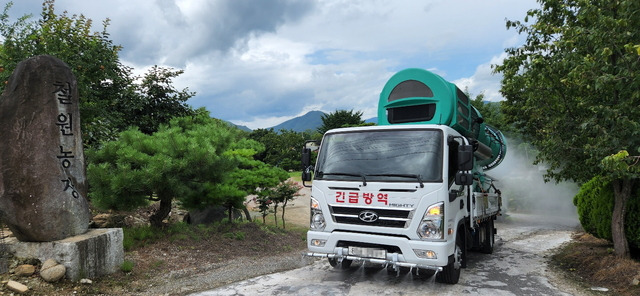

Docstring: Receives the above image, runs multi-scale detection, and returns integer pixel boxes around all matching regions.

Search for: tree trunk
[149,193,172,228]
[611,178,634,258]
[242,207,252,222]
[281,206,287,229]
[273,204,278,227]
[281,200,289,229]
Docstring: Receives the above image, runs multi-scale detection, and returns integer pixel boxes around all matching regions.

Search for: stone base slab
[4,228,123,281]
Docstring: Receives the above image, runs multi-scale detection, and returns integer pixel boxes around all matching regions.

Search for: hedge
[573,176,640,250]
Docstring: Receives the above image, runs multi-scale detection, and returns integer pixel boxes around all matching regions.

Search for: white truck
[301,68,507,284]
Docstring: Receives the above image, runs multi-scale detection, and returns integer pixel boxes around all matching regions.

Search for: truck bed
[473,192,501,221]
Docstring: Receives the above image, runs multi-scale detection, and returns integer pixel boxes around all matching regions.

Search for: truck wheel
[436,228,463,284]
[328,257,352,269]
[481,219,495,254]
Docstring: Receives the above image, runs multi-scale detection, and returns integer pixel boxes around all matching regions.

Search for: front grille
[330,205,412,228]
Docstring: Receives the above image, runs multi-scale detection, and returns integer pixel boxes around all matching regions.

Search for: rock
[632,277,640,286]
[80,278,93,284]
[590,287,609,292]
[6,280,29,293]
[40,259,66,282]
[91,213,112,228]
[41,258,58,270]
[14,264,36,276]
[0,55,91,242]
[92,213,148,228]
[124,215,149,228]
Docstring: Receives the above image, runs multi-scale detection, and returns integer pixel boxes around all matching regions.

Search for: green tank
[378,68,506,170]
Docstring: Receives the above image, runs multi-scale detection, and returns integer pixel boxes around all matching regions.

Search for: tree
[0,0,135,147]
[317,109,365,134]
[273,180,302,229]
[494,0,640,257]
[88,111,239,227]
[127,65,196,135]
[254,190,273,224]
[249,128,312,171]
[222,138,290,222]
[469,92,511,133]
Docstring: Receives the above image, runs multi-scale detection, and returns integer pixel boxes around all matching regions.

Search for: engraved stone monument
[0,55,91,242]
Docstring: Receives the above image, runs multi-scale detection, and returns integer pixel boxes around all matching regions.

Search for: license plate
[348,246,386,259]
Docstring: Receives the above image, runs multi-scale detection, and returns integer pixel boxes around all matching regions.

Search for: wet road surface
[192,213,591,296]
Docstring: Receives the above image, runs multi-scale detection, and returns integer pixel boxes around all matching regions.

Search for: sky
[5,0,539,130]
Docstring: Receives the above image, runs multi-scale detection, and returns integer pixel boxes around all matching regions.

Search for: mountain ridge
[228,111,378,132]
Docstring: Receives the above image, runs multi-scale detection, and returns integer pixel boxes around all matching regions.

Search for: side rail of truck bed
[472,192,501,223]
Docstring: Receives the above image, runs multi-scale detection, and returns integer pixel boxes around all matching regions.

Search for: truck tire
[328,257,353,270]
[481,219,495,254]
[436,228,463,284]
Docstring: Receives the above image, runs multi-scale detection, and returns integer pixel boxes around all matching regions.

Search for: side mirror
[458,145,473,171]
[455,172,473,186]
[302,147,311,168]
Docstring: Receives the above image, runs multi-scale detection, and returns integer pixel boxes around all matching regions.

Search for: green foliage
[253,180,302,228]
[222,231,246,240]
[120,260,134,273]
[224,138,289,197]
[573,176,613,239]
[88,111,240,227]
[317,109,365,135]
[249,128,315,171]
[573,176,640,249]
[122,225,162,251]
[274,180,303,229]
[469,93,511,134]
[495,0,640,257]
[601,150,640,180]
[254,191,274,224]
[495,0,640,184]
[213,136,290,222]
[127,65,196,135]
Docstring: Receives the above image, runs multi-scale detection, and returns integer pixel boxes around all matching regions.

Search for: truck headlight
[417,202,444,239]
[310,197,326,231]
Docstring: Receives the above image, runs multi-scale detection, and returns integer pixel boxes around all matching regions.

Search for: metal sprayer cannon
[377,68,507,172]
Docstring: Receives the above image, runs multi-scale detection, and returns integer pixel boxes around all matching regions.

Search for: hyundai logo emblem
[359,210,379,223]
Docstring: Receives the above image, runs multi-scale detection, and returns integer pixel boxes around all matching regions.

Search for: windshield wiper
[365,173,424,188]
[317,171,367,186]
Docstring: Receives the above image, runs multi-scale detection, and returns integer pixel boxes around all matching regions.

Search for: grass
[122,225,162,251]
[120,260,134,273]
[222,231,246,240]
[122,218,304,251]
[288,171,302,182]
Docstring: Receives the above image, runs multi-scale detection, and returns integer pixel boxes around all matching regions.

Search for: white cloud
[454,53,508,102]
[7,0,538,129]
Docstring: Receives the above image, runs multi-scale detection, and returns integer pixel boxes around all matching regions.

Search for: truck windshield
[315,129,443,183]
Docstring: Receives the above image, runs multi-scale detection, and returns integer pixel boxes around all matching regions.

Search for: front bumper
[307,230,453,271]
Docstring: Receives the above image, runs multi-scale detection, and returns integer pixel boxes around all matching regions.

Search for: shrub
[574,176,640,249]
